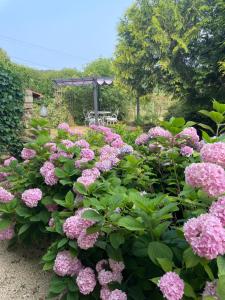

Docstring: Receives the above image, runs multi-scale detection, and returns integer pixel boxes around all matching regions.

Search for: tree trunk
[136,96,140,121]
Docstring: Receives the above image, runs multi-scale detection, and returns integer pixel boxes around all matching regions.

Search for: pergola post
[93,79,99,124]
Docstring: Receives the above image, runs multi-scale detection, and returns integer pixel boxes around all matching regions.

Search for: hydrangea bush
[1,101,225,299]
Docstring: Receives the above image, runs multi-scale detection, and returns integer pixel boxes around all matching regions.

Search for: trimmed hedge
[0,61,24,156]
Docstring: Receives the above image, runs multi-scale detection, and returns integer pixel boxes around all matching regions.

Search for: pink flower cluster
[57,122,70,131]
[76,267,96,295]
[0,225,14,241]
[53,250,83,277]
[40,161,58,186]
[21,148,36,160]
[44,142,57,153]
[94,145,120,172]
[184,213,225,259]
[4,156,17,166]
[209,196,225,226]
[148,126,172,139]
[21,188,42,208]
[96,259,126,300]
[63,208,99,249]
[76,167,100,188]
[75,146,94,168]
[176,127,199,145]
[0,187,14,203]
[180,145,193,157]
[119,144,133,156]
[158,272,184,300]
[202,281,218,298]
[50,151,73,161]
[74,139,90,149]
[61,139,75,149]
[0,172,8,182]
[200,142,225,168]
[135,133,149,145]
[185,162,225,197]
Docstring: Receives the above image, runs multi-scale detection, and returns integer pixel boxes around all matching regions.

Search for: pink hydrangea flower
[148,127,172,139]
[105,133,121,143]
[185,162,225,197]
[180,145,193,157]
[77,176,96,187]
[95,160,113,172]
[68,128,83,136]
[96,259,108,272]
[177,127,199,144]
[57,122,70,131]
[149,143,164,152]
[74,139,90,148]
[184,213,225,260]
[100,286,111,300]
[49,151,73,161]
[209,196,225,226]
[53,250,82,277]
[44,142,57,153]
[82,167,100,180]
[4,157,17,166]
[76,267,96,295]
[111,138,124,148]
[0,187,14,203]
[21,148,36,160]
[40,161,55,177]
[80,148,95,161]
[135,133,149,145]
[63,209,95,239]
[158,272,184,300]
[108,289,127,300]
[77,230,99,250]
[98,269,114,285]
[0,172,8,182]
[202,281,218,298]
[21,188,42,208]
[44,169,58,186]
[109,259,125,273]
[61,139,75,149]
[0,225,14,240]
[200,142,225,168]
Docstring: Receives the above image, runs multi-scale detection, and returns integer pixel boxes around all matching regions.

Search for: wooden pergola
[53,77,113,124]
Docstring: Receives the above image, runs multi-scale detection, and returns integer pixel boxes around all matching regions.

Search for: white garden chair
[105,110,119,125]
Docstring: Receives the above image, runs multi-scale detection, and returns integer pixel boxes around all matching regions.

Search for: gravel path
[0,242,51,300]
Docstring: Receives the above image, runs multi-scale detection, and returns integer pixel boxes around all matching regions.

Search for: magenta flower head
[0,225,14,241]
[200,142,225,168]
[57,122,70,131]
[100,286,111,300]
[210,196,225,226]
[148,127,172,139]
[184,213,225,260]
[135,133,149,145]
[77,176,96,187]
[76,267,96,295]
[80,148,95,161]
[4,156,17,167]
[74,139,90,149]
[77,230,99,250]
[111,138,124,148]
[44,142,57,153]
[185,162,225,197]
[158,272,184,300]
[109,259,125,273]
[61,139,75,149]
[109,289,127,300]
[176,127,199,145]
[53,250,82,277]
[21,188,42,208]
[21,148,36,160]
[40,161,55,177]
[0,187,14,203]
[180,145,193,157]
[98,269,114,286]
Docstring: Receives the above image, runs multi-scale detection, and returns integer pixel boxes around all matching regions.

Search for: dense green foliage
[0,57,24,156]
[114,0,225,121]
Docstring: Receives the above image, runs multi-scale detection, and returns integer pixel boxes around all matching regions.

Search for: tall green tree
[114,0,225,121]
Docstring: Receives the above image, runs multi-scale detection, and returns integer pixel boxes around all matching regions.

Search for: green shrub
[0,61,24,156]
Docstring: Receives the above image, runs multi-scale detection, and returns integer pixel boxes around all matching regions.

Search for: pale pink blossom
[21,148,36,160]
[180,145,193,157]
[21,188,42,208]
[76,267,96,295]
[53,250,82,277]
[77,230,99,250]
[0,225,14,240]
[0,187,14,203]
[148,127,172,139]
[57,122,70,131]
[201,142,225,168]
[158,272,184,300]
[4,157,16,166]
[108,289,127,300]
